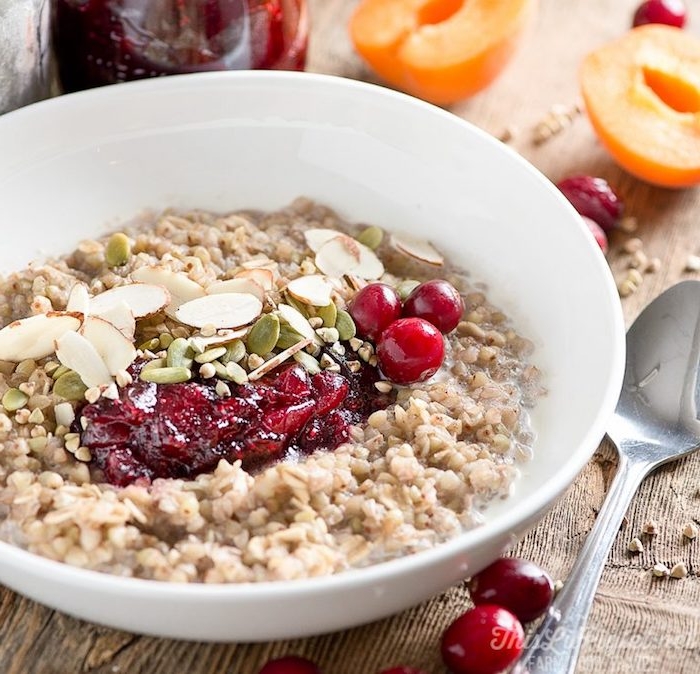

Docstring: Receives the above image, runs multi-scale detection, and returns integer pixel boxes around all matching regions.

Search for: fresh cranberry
[402,279,464,334]
[581,216,609,254]
[468,557,555,623]
[376,317,444,385]
[379,668,429,674]
[633,0,687,28]
[258,655,322,674]
[441,605,524,674]
[556,175,624,232]
[80,356,393,486]
[349,283,403,341]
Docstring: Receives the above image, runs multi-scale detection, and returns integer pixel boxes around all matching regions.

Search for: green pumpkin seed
[317,302,338,328]
[138,337,161,352]
[158,333,174,349]
[140,366,192,384]
[356,225,384,250]
[335,310,357,341]
[2,388,29,412]
[51,364,71,381]
[293,351,321,375]
[53,371,88,401]
[247,313,280,356]
[396,279,421,301]
[194,346,228,364]
[225,361,248,385]
[220,339,246,364]
[167,337,194,369]
[276,325,304,350]
[15,359,37,378]
[284,293,310,317]
[105,232,132,267]
[141,358,167,372]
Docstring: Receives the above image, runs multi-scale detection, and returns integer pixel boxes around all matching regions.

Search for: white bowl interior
[0,72,625,640]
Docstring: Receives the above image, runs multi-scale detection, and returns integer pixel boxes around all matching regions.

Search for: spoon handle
[512,447,653,674]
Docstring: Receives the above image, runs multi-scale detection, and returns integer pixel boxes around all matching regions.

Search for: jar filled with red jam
[51,0,308,92]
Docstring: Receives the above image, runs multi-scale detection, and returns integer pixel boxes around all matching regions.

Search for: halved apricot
[349,0,538,105]
[581,25,700,188]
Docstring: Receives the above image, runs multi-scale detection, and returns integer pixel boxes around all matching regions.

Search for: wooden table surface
[3,1,700,672]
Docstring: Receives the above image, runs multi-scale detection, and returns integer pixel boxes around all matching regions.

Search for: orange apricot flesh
[349,0,538,105]
[581,25,700,188]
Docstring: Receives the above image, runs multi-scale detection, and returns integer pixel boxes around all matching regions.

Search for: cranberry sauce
[51,0,307,92]
[80,354,392,487]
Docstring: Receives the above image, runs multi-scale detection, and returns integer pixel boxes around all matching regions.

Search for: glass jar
[51,0,308,93]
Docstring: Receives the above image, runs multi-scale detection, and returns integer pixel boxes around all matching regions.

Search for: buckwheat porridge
[0,198,541,583]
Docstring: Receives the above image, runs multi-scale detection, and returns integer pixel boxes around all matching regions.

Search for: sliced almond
[80,316,137,375]
[175,293,263,329]
[248,338,313,381]
[286,275,333,306]
[354,241,385,279]
[276,303,322,345]
[207,278,266,303]
[304,228,342,252]
[66,283,90,316]
[130,267,206,317]
[315,235,361,278]
[94,300,136,340]
[234,268,274,292]
[390,233,444,266]
[55,331,113,388]
[89,283,170,319]
[0,312,82,361]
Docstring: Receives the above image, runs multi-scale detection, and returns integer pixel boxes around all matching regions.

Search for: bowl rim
[0,70,626,599]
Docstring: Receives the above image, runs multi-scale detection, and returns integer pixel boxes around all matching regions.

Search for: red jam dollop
[80,356,391,486]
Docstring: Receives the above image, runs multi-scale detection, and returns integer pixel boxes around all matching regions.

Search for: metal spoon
[513,280,700,674]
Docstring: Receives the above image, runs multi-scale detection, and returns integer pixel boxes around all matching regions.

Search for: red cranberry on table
[556,175,624,232]
[258,655,322,674]
[633,0,687,28]
[441,605,524,674]
[581,216,609,254]
[376,317,445,385]
[467,557,555,623]
[349,282,403,341]
[403,279,464,334]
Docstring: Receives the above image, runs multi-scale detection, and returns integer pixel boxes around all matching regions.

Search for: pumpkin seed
[158,333,174,349]
[53,371,88,401]
[167,337,194,368]
[140,366,192,384]
[141,358,167,372]
[15,359,37,378]
[247,313,280,356]
[396,279,421,301]
[105,232,132,267]
[220,339,246,364]
[2,388,29,412]
[335,310,356,341]
[194,346,227,364]
[51,364,71,381]
[356,225,384,250]
[225,361,248,385]
[292,350,321,375]
[138,337,161,352]
[284,293,310,317]
[276,325,304,350]
[317,302,338,328]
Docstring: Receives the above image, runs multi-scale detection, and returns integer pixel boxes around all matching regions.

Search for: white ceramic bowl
[0,72,625,641]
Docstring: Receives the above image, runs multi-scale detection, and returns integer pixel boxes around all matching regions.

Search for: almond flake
[130,267,205,317]
[286,275,333,306]
[248,338,313,381]
[175,293,263,329]
[80,316,137,375]
[66,283,90,316]
[277,304,323,345]
[235,268,274,292]
[304,228,342,252]
[353,241,384,279]
[207,278,266,302]
[90,283,170,319]
[55,331,113,388]
[0,312,82,361]
[94,300,136,340]
[315,235,361,277]
[391,233,444,266]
